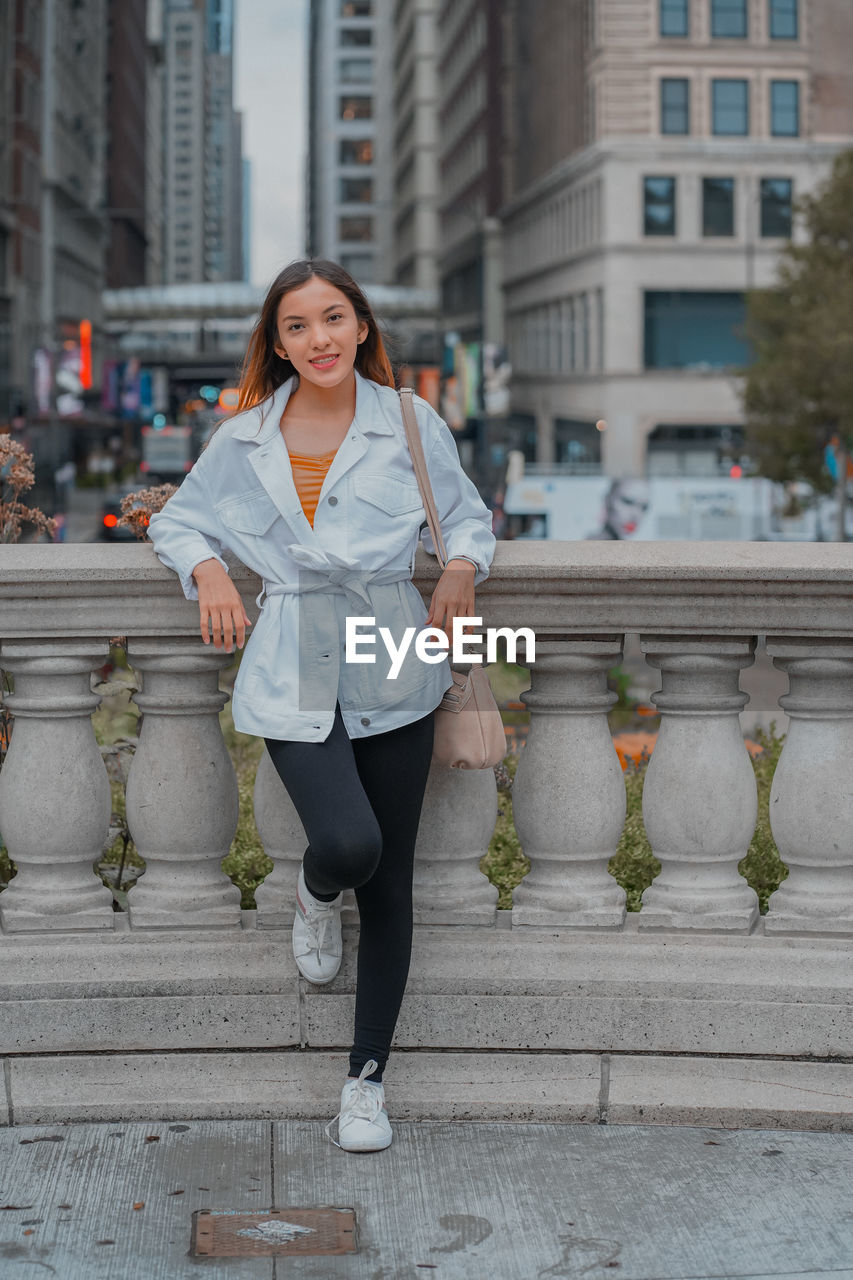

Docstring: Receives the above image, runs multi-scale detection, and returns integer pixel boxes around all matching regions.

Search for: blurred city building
[241,155,251,282]
[161,0,244,285]
[0,0,110,481]
[145,0,167,286]
[0,0,248,513]
[306,0,395,284]
[392,0,439,292]
[501,0,853,478]
[433,0,511,491]
[0,0,23,419]
[387,0,441,379]
[106,0,148,288]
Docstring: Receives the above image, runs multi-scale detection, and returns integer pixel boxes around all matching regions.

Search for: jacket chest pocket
[353,474,424,518]
[215,488,281,536]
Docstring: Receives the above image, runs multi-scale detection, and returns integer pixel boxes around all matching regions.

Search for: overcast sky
[234,0,307,285]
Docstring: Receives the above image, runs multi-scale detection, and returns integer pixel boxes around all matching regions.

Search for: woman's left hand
[425,558,477,648]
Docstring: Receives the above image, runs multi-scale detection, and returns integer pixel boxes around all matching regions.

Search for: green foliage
[480,753,529,911]
[738,722,789,913]
[609,751,659,912]
[742,148,853,486]
[0,652,790,920]
[218,712,272,909]
[483,723,789,915]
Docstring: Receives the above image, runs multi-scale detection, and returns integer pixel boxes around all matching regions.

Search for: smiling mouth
[309,354,340,367]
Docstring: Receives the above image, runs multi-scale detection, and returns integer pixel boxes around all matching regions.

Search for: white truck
[502,470,838,542]
[140,425,193,480]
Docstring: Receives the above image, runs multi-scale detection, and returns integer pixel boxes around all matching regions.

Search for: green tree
[741,149,853,490]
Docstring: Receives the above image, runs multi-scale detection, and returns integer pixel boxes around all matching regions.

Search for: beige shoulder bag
[398,388,506,770]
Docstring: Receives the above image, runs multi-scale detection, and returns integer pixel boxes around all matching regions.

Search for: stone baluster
[0,640,114,932]
[511,638,627,928]
[253,746,357,927]
[124,639,241,928]
[764,638,853,935]
[411,763,499,925]
[638,636,759,932]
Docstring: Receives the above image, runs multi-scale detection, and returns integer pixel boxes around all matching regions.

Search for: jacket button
[328,495,338,506]
[361,717,370,726]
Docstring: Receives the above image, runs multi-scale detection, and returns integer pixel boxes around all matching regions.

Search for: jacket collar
[229,369,396,443]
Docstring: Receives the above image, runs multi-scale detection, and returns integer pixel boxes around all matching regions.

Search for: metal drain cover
[190,1208,357,1257]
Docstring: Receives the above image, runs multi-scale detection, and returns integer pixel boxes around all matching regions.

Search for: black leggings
[264,703,435,1084]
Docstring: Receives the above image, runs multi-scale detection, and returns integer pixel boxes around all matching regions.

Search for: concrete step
[4,1050,853,1132]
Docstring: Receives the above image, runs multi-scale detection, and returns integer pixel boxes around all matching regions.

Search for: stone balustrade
[0,541,852,1128]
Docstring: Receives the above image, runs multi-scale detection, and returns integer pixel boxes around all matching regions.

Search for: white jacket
[147,370,497,741]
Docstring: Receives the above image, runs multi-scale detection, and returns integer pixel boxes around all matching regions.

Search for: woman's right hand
[192,558,252,653]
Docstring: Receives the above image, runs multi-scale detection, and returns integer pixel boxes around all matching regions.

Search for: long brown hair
[236,258,395,412]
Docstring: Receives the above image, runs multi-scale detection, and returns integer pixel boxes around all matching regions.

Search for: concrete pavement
[1,1113,851,1278]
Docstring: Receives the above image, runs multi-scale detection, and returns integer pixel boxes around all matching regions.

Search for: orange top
[288,447,338,527]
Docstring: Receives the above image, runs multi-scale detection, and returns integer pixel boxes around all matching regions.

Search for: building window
[644,176,677,236]
[340,26,372,45]
[580,294,590,371]
[760,178,793,237]
[647,424,746,477]
[660,78,689,133]
[340,0,371,13]
[340,252,374,278]
[339,95,372,120]
[712,80,749,135]
[644,292,750,369]
[769,0,798,38]
[771,81,799,136]
[711,0,748,37]
[339,57,372,82]
[339,215,373,241]
[554,419,602,471]
[339,176,373,203]
[660,0,688,36]
[703,178,735,236]
[339,137,373,165]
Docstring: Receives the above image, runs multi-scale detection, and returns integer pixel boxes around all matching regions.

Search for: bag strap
[398,387,448,570]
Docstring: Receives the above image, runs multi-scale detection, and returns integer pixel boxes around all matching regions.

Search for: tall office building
[501,0,853,476]
[392,0,439,290]
[306,0,395,284]
[0,0,108,418]
[230,109,244,281]
[145,0,167,285]
[241,155,252,282]
[0,0,20,415]
[436,0,507,343]
[105,0,148,288]
[162,0,243,283]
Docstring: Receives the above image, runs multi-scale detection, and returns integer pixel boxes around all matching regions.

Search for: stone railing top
[1,540,852,639]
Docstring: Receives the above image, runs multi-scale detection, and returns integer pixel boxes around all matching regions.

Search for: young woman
[147,259,496,1152]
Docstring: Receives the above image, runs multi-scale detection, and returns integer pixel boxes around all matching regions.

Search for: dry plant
[0,433,58,543]
[117,482,178,540]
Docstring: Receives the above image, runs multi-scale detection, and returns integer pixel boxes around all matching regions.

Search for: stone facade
[306,0,395,284]
[502,0,853,476]
[392,0,439,290]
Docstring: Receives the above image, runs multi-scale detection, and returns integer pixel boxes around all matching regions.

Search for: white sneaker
[325,1059,392,1152]
[292,864,343,985]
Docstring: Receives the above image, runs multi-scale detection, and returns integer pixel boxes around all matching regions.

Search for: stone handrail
[1,541,852,1127]
[0,540,852,936]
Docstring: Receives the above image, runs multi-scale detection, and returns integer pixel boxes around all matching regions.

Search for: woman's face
[274,276,368,390]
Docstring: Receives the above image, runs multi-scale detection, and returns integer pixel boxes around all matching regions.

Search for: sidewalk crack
[3,1058,12,1127]
[270,1120,277,1280]
[598,1054,610,1125]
